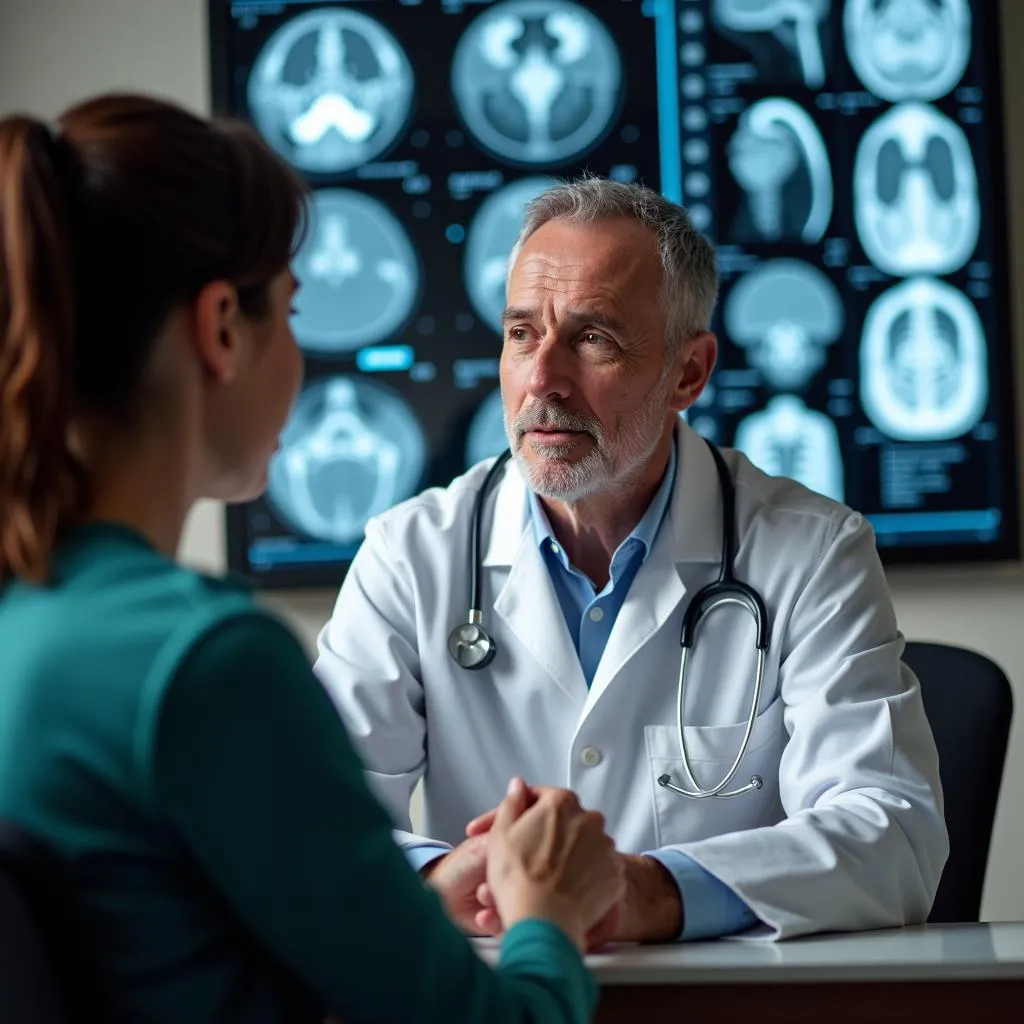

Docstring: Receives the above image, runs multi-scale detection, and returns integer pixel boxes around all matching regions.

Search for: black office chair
[902,641,1014,924]
[0,823,106,1022]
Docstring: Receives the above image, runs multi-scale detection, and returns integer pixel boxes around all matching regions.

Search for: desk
[476,923,1024,1022]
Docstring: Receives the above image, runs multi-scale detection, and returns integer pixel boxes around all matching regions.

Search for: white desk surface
[473,923,1024,985]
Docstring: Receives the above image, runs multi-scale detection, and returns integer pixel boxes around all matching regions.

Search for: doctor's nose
[525,337,574,403]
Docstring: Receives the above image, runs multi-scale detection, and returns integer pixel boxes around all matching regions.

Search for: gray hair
[506,175,719,354]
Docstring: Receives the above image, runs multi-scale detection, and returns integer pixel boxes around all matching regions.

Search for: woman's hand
[483,777,626,950]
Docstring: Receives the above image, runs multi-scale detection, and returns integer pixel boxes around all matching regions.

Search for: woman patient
[0,92,624,1023]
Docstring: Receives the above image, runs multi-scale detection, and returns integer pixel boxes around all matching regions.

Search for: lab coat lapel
[580,513,686,720]
[487,462,589,706]
[581,424,723,721]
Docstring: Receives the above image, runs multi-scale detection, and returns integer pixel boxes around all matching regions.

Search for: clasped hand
[423,780,682,950]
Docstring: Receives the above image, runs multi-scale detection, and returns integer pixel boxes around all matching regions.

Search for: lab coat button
[580,746,602,767]
[588,606,604,622]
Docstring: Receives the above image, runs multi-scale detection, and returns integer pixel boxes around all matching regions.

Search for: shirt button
[551,543,561,555]
[588,606,604,622]
[580,747,602,767]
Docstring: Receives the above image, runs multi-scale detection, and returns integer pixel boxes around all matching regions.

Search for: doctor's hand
[483,777,626,952]
[468,790,682,946]
[420,835,493,935]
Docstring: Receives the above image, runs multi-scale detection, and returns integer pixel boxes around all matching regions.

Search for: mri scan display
[727,98,832,243]
[860,277,988,442]
[734,395,845,503]
[466,388,511,468]
[214,0,1016,582]
[267,377,427,546]
[712,0,830,87]
[724,259,843,390]
[465,177,555,334]
[451,0,623,164]
[853,103,979,276]
[844,0,972,102]
[291,189,419,353]
[247,8,414,174]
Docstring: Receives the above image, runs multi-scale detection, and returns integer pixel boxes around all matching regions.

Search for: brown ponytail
[0,119,88,585]
[0,94,306,585]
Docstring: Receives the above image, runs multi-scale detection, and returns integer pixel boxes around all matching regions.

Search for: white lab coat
[314,422,948,940]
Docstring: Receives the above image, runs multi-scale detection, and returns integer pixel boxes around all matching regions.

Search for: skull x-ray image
[464,177,554,334]
[247,8,414,174]
[712,0,830,88]
[291,189,419,354]
[267,377,427,545]
[451,0,622,165]
[727,98,833,244]
[844,0,972,102]
[860,277,988,441]
[854,102,979,276]
[734,395,845,502]
[466,388,510,469]
[725,260,844,390]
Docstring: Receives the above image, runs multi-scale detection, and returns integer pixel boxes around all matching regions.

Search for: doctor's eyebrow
[501,307,627,334]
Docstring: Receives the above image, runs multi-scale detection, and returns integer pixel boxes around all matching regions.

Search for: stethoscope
[447,439,771,799]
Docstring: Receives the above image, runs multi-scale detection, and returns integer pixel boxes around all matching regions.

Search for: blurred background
[1,0,1022,922]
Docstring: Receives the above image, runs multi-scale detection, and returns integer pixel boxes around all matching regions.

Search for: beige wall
[2,0,1022,921]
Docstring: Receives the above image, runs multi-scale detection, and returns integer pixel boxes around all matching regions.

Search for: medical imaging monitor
[209,0,1018,588]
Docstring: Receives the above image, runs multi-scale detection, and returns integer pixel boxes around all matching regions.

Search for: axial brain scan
[451,0,623,165]
[860,277,989,441]
[853,102,979,276]
[291,189,419,353]
[844,0,972,102]
[247,8,414,174]
[712,0,830,88]
[267,376,427,545]
[734,394,845,503]
[464,177,554,333]
[466,388,511,469]
[727,97,833,243]
[725,259,844,390]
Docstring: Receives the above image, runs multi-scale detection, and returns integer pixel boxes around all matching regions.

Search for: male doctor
[314,177,948,943]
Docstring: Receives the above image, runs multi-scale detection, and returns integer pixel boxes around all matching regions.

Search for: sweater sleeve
[146,610,596,1024]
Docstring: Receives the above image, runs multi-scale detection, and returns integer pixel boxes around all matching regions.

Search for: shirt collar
[527,442,678,566]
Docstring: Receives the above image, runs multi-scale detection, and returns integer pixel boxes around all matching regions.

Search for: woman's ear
[191,280,245,384]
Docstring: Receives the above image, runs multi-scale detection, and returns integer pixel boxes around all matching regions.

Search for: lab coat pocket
[644,697,786,845]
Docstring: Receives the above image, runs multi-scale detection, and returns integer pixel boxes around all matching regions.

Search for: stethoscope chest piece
[448,616,497,670]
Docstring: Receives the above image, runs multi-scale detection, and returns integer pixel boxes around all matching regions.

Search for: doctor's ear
[669,331,717,412]
[190,280,247,385]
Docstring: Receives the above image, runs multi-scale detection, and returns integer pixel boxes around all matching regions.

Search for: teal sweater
[0,523,596,1023]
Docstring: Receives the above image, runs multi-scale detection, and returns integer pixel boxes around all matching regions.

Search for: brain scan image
[465,177,555,333]
[734,394,845,502]
[466,388,511,468]
[727,98,833,244]
[451,0,623,165]
[844,0,972,102]
[267,377,427,545]
[247,8,414,174]
[291,189,419,354]
[712,0,830,89]
[853,102,979,276]
[860,277,988,441]
[725,259,844,390]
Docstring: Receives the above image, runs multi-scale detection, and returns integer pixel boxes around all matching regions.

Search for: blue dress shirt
[525,445,757,941]
[409,446,758,940]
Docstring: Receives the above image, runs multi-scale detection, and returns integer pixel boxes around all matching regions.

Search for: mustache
[513,403,601,439]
